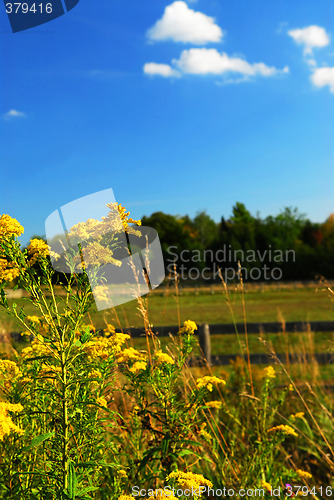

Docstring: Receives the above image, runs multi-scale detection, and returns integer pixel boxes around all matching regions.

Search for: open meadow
[1,215,334,499]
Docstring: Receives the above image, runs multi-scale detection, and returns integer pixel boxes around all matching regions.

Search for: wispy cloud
[144,48,289,81]
[146,1,223,45]
[3,109,26,120]
[143,63,180,78]
[173,48,289,77]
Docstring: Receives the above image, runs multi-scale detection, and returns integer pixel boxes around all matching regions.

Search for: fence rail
[189,352,334,366]
[8,321,334,366]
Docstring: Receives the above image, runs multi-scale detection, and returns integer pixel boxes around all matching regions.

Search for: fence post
[199,323,211,365]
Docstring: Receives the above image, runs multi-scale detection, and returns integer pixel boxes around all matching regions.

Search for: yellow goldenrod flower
[96,396,108,408]
[288,384,294,391]
[89,369,102,390]
[129,361,147,373]
[154,350,174,366]
[27,238,60,265]
[290,412,305,421]
[89,369,102,379]
[0,258,20,283]
[264,366,276,379]
[198,423,212,441]
[103,203,141,233]
[117,347,146,364]
[108,332,131,355]
[199,429,212,441]
[21,340,52,360]
[0,360,21,379]
[166,470,213,491]
[261,481,272,492]
[83,332,130,360]
[205,400,223,410]
[179,320,197,335]
[296,469,312,479]
[103,324,116,336]
[267,424,298,437]
[0,402,24,441]
[84,338,110,360]
[117,470,128,479]
[0,214,24,238]
[196,376,226,392]
[27,316,41,324]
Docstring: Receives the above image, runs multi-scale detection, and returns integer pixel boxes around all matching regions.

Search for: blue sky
[1,0,333,246]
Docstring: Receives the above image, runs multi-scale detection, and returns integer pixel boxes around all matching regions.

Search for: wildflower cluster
[0,214,24,238]
[154,350,174,366]
[267,424,298,437]
[261,480,272,493]
[166,470,213,490]
[0,360,21,390]
[204,400,222,410]
[264,366,276,379]
[196,376,226,392]
[103,203,141,232]
[0,258,20,283]
[83,330,130,360]
[179,320,198,335]
[27,238,60,265]
[0,402,24,441]
[296,469,312,479]
[69,203,141,242]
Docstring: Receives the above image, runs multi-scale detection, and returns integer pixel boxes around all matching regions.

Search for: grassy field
[108,286,334,327]
[2,285,334,385]
[1,285,333,332]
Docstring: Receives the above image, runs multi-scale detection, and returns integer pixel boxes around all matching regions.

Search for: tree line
[142,203,334,282]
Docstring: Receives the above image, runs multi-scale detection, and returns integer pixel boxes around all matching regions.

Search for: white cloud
[143,62,180,77]
[173,48,289,77]
[288,25,330,55]
[3,109,26,119]
[146,1,223,44]
[311,66,334,92]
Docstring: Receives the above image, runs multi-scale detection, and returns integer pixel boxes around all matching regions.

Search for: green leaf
[178,449,194,456]
[31,432,54,447]
[67,460,78,499]
[22,432,55,451]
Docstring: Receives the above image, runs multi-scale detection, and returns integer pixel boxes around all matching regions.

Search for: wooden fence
[11,321,334,366]
[119,321,334,366]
